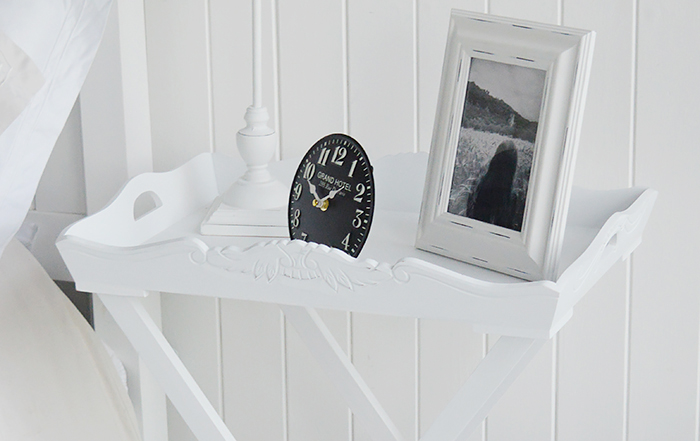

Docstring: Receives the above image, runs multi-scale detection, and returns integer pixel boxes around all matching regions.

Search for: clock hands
[320,188,342,203]
[306,178,323,202]
[307,177,343,212]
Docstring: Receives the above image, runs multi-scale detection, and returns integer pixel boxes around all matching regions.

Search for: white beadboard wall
[35,0,699,440]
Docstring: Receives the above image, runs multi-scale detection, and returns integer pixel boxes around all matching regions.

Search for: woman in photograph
[468,140,518,229]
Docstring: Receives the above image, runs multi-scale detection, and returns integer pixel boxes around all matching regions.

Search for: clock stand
[57,152,656,441]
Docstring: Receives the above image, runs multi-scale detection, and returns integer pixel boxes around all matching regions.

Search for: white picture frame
[416,10,595,281]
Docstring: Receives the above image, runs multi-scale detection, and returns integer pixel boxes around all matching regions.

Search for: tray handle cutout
[133,191,163,221]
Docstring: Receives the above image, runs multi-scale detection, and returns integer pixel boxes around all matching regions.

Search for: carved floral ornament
[193,239,398,292]
[183,238,561,299]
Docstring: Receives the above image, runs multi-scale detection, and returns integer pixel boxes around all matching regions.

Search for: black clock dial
[288,133,375,258]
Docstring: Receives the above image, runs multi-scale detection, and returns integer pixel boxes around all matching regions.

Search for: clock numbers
[317,148,330,166]
[303,162,316,180]
[353,209,364,228]
[354,183,366,202]
[291,209,301,228]
[331,146,346,166]
[348,160,358,178]
[292,182,302,201]
[288,133,374,259]
[341,233,351,251]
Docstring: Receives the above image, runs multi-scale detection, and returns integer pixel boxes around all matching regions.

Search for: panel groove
[205,0,215,153]
[216,298,225,416]
[483,334,488,441]
[415,319,421,441]
[342,0,350,134]
[551,336,559,441]
[624,2,639,440]
[281,311,290,441]
[348,311,355,441]
[412,0,419,153]
[271,0,282,159]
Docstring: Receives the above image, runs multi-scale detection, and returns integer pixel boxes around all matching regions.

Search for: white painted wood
[417,1,485,153]
[207,4,284,437]
[208,0,279,160]
[276,0,346,158]
[114,0,154,178]
[57,154,656,337]
[352,314,416,441]
[143,0,212,172]
[81,0,153,213]
[628,1,700,439]
[79,2,159,439]
[81,4,131,214]
[418,320,483,441]
[489,0,560,24]
[420,337,547,441]
[556,265,628,440]
[161,293,224,441]
[55,152,654,441]
[347,0,417,156]
[93,291,168,441]
[476,5,558,440]
[35,100,86,215]
[281,306,404,441]
[286,309,350,441]
[556,0,636,439]
[99,293,235,441]
[220,299,285,441]
[486,338,555,441]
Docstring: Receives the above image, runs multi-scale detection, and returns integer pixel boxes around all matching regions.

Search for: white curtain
[0,0,111,256]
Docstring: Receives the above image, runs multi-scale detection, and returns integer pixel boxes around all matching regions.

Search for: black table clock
[288,133,375,258]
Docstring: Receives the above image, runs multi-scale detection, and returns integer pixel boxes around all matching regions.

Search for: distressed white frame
[416,10,595,281]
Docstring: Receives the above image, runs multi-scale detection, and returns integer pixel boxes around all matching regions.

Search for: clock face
[288,133,375,258]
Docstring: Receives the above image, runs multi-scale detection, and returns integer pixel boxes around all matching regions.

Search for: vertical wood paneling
[208,0,246,160]
[221,300,285,441]
[161,294,223,441]
[419,320,483,441]
[566,0,634,191]
[417,0,485,154]
[557,1,636,439]
[277,0,347,159]
[208,0,279,160]
[416,6,486,439]
[629,1,700,439]
[487,339,554,441]
[346,2,418,440]
[557,266,629,440]
[353,314,417,441]
[489,0,559,23]
[347,0,417,157]
[144,0,213,171]
[143,3,223,441]
[130,2,700,441]
[286,310,350,441]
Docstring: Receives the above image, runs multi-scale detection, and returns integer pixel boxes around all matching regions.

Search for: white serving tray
[57,152,656,339]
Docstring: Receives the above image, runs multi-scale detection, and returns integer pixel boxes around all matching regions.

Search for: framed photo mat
[416,10,595,281]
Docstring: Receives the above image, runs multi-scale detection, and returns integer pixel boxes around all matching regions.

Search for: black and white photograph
[447,58,547,231]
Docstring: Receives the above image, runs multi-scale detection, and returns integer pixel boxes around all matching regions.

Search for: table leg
[280,305,405,441]
[99,293,235,441]
[419,336,547,441]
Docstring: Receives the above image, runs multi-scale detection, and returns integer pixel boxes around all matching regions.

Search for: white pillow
[0,0,112,257]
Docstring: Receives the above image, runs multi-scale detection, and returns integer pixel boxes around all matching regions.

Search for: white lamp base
[200,106,289,237]
[200,197,288,237]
